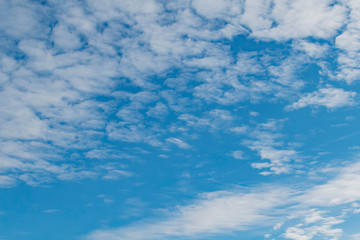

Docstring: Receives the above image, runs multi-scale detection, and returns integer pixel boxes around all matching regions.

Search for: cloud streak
[86,187,291,240]
[86,158,360,240]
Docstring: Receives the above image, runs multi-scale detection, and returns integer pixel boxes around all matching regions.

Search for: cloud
[0,175,17,188]
[166,137,191,149]
[146,102,168,119]
[1,1,359,239]
[299,160,360,206]
[0,0,355,192]
[287,87,357,110]
[352,233,360,240]
[85,187,290,240]
[282,209,344,240]
[250,147,297,175]
[44,209,60,214]
[192,0,346,41]
[241,119,300,175]
[86,158,360,240]
[177,109,233,132]
[52,24,83,51]
[232,150,245,160]
[191,0,243,20]
[293,41,329,58]
[333,0,360,83]
[100,164,133,180]
[0,0,47,40]
[249,0,346,41]
[230,126,249,134]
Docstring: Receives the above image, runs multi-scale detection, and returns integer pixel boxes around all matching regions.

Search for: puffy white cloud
[287,87,357,110]
[251,148,297,175]
[193,0,347,41]
[250,0,346,41]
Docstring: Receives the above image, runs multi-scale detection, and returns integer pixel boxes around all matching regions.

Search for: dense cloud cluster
[1,0,360,239]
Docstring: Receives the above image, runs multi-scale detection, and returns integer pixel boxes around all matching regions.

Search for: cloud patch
[287,87,357,110]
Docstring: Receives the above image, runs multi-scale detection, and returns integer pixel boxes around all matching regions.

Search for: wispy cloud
[166,137,191,149]
[86,158,360,240]
[241,119,301,175]
[86,187,291,240]
[298,160,360,206]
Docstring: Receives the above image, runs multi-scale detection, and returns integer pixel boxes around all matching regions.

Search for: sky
[1,0,360,239]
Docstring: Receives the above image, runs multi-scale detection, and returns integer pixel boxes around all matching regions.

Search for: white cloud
[166,137,191,149]
[100,164,133,180]
[0,175,17,188]
[44,209,60,214]
[107,123,161,146]
[293,41,329,58]
[86,188,290,240]
[268,54,306,88]
[242,119,300,175]
[250,111,259,117]
[274,222,283,230]
[287,87,357,110]
[283,209,344,240]
[89,0,161,17]
[299,160,360,206]
[248,0,346,41]
[86,158,360,240]
[146,102,168,119]
[177,109,234,132]
[352,233,360,240]
[3,2,357,239]
[52,24,82,51]
[230,126,249,134]
[251,147,297,175]
[0,0,354,191]
[232,150,245,160]
[192,0,346,42]
[0,0,47,39]
[191,0,242,20]
[334,0,360,83]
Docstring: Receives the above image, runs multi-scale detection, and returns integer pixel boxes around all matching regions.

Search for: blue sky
[1,0,360,239]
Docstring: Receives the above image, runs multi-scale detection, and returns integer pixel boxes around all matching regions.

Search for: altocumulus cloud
[1,0,360,239]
